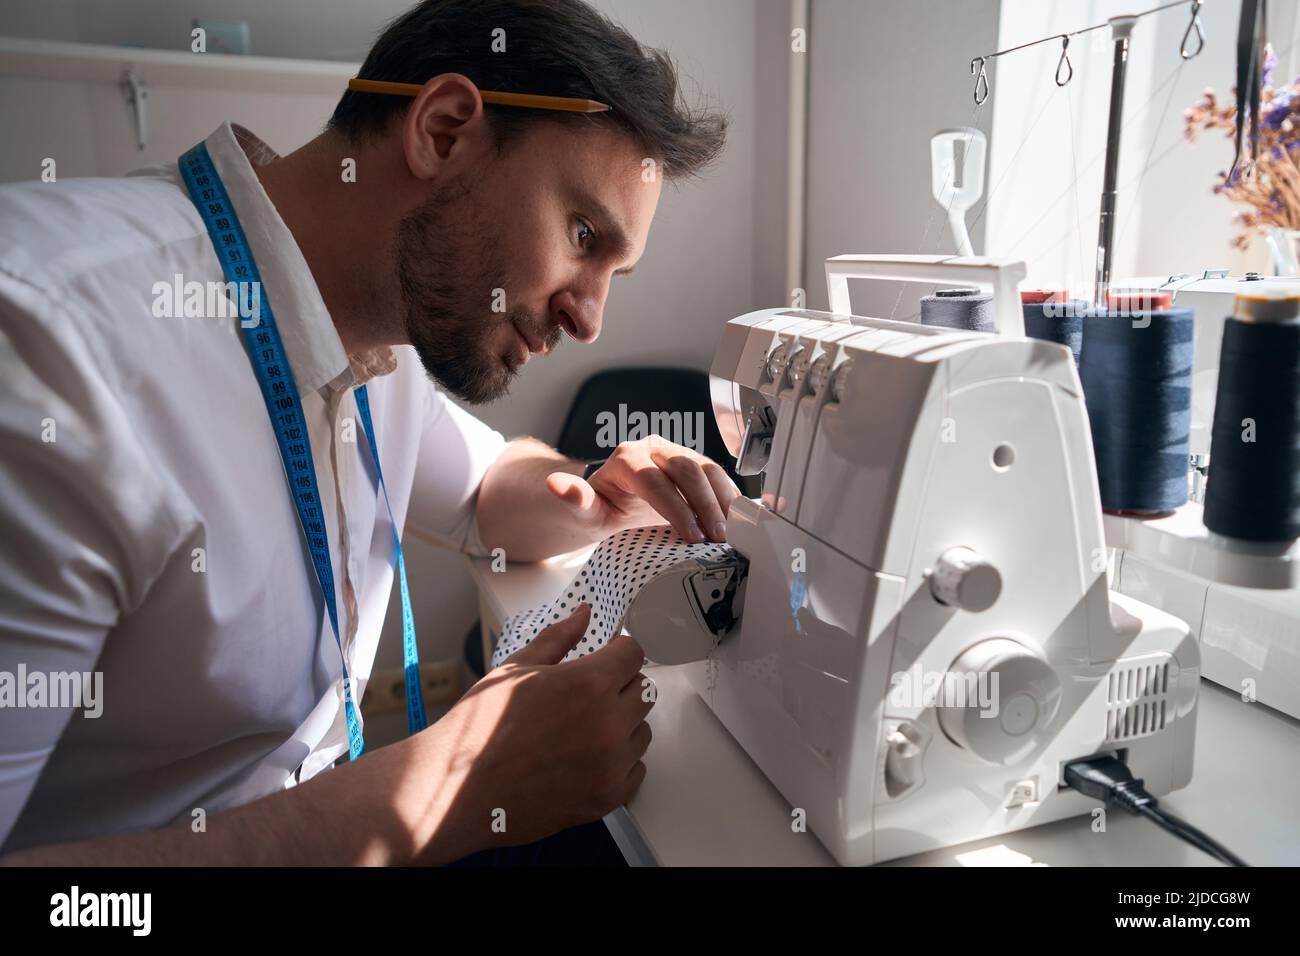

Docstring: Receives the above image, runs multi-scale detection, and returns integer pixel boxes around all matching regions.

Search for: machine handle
[823,254,1028,337]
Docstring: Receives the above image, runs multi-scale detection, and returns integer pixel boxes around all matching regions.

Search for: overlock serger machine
[626,255,1200,866]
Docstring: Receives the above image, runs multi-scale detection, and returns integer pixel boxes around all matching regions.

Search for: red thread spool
[1020,289,1069,304]
[1106,290,1173,313]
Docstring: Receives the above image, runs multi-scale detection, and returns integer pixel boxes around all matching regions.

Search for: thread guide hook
[1181,0,1205,59]
[1055,35,1073,87]
[971,56,989,105]
[969,0,1210,101]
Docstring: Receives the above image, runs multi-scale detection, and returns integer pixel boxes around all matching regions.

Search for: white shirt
[0,123,509,852]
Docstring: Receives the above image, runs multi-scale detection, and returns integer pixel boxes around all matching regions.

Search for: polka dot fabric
[491,526,734,668]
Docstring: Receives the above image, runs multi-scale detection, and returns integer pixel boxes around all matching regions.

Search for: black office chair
[554,366,749,486]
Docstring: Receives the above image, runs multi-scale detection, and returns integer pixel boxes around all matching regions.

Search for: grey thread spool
[920,288,996,332]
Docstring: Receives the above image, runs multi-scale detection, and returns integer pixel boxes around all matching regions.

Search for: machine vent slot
[1104,656,1174,743]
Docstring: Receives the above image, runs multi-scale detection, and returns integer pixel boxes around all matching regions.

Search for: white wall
[0,68,345,183]
[985,0,1157,294]
[0,0,398,60]
[802,0,1003,318]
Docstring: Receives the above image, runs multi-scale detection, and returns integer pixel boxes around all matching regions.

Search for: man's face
[396,122,661,404]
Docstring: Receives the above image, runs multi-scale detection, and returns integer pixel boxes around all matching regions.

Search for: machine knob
[765,341,791,382]
[808,353,832,395]
[929,546,1001,612]
[830,360,853,403]
[937,638,1063,766]
[787,347,810,388]
[883,721,926,796]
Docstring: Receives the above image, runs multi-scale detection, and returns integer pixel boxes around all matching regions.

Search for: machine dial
[937,638,1063,766]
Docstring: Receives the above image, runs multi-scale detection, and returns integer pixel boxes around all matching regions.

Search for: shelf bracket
[120,69,149,151]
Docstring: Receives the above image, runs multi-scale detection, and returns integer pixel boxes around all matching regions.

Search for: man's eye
[574,219,594,247]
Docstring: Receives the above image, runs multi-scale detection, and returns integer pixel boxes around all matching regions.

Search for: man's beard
[395,185,559,405]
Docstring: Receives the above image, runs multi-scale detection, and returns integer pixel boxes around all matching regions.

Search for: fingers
[575,633,646,689]
[545,470,597,511]
[503,603,591,666]
[606,439,739,543]
[622,459,701,541]
[700,460,743,531]
[628,719,652,760]
[619,668,657,709]
[611,671,656,739]
[622,760,648,802]
[647,444,731,542]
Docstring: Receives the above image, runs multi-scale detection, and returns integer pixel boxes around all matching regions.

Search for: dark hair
[328,0,727,180]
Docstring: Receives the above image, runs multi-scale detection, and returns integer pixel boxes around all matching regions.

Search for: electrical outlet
[362,659,461,717]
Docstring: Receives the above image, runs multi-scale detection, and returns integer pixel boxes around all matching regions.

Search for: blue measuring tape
[178,142,427,758]
[355,387,426,734]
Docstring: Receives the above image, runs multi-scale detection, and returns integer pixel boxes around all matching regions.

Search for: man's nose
[550,284,606,344]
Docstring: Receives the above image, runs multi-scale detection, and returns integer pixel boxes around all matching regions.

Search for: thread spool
[1079,305,1194,515]
[1107,290,1173,313]
[1203,292,1300,542]
[920,288,996,332]
[1021,289,1084,363]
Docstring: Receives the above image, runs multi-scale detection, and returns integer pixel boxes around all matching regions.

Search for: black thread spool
[1079,299,1194,515]
[920,288,996,332]
[1203,293,1300,542]
[1021,290,1084,364]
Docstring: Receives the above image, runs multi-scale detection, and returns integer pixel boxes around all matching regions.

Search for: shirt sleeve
[0,277,178,850]
[405,381,510,557]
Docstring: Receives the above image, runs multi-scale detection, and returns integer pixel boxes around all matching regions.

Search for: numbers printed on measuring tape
[180,143,367,759]
[179,141,427,752]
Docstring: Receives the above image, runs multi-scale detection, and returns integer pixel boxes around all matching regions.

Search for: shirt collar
[198,122,396,394]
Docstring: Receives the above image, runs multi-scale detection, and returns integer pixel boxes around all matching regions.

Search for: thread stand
[1103,502,1300,590]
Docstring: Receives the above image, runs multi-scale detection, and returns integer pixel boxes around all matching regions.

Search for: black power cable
[1064,754,1248,867]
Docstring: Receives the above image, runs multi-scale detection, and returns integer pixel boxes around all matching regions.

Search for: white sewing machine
[626,255,1202,866]
[1107,271,1300,722]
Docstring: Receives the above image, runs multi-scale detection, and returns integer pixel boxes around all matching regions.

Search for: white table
[465,551,1300,866]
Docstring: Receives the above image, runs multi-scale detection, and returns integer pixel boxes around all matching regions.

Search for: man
[0,0,733,864]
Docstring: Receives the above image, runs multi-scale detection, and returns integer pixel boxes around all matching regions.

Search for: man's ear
[401,73,489,182]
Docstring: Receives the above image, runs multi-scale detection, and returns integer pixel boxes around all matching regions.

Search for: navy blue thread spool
[1203,293,1300,542]
[1079,300,1194,515]
[1021,290,1084,364]
[920,288,996,332]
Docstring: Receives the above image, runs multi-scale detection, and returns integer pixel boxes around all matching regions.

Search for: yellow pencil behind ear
[347,78,610,113]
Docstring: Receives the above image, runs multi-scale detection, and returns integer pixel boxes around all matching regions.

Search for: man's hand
[544,436,742,544]
[1,605,650,867]
[401,604,653,861]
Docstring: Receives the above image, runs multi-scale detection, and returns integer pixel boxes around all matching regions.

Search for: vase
[1265,228,1300,276]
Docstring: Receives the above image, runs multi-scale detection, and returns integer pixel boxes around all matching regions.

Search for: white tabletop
[466,551,1300,866]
